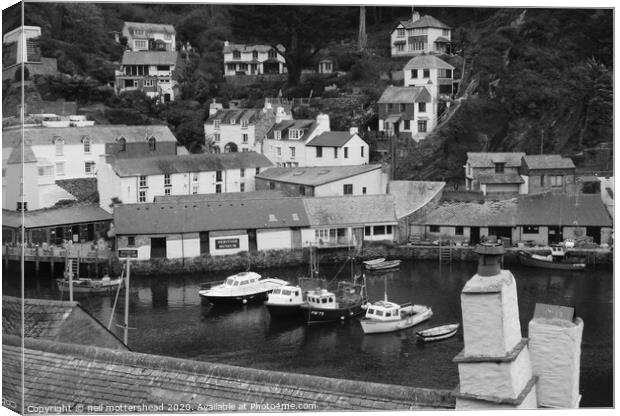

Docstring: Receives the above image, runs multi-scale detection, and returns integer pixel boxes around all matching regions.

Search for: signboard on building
[215,238,240,250]
[118,249,138,258]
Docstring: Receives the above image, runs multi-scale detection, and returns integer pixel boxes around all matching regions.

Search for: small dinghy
[416,323,460,342]
[364,259,402,271]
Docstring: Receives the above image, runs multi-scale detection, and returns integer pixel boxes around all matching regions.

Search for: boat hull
[199,290,271,305]
[365,260,402,271]
[301,304,366,324]
[416,323,460,342]
[360,308,432,334]
[265,303,305,319]
[517,252,586,270]
[56,279,122,294]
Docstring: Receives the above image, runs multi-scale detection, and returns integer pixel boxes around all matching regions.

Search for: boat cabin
[269,286,303,302]
[306,289,338,310]
[223,271,261,287]
[364,300,402,321]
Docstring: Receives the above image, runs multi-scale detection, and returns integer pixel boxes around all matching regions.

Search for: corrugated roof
[114,197,310,235]
[265,119,318,141]
[404,55,454,70]
[400,15,451,30]
[123,21,175,34]
[108,151,273,177]
[2,204,112,229]
[306,132,355,147]
[257,165,382,187]
[378,86,431,103]
[466,152,525,168]
[478,172,524,184]
[3,125,178,148]
[388,180,446,218]
[153,191,285,203]
[303,195,397,227]
[206,108,263,124]
[2,336,454,411]
[522,155,575,170]
[121,51,178,66]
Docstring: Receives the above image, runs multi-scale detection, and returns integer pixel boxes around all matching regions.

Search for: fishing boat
[56,275,123,294]
[300,277,369,324]
[198,271,288,304]
[265,277,326,319]
[517,245,586,270]
[416,323,460,342]
[359,300,432,334]
[364,259,402,271]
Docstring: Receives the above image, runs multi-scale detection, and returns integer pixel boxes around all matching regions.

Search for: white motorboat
[198,271,288,304]
[359,300,432,334]
[416,323,460,342]
[56,275,123,294]
[266,277,325,319]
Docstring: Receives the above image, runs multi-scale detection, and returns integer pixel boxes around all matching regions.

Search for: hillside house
[464,152,526,195]
[2,25,58,81]
[121,22,176,52]
[304,129,370,167]
[223,41,286,76]
[318,58,335,74]
[520,155,576,195]
[255,164,387,197]
[2,125,178,211]
[97,151,272,213]
[390,11,451,57]
[377,86,433,142]
[403,55,454,104]
[115,51,180,102]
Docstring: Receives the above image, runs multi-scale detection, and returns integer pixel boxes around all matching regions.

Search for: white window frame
[134,39,147,50]
[241,119,248,129]
[55,162,65,176]
[143,79,154,87]
[214,133,221,142]
[55,138,64,156]
[290,147,295,159]
[274,131,281,140]
[138,190,146,202]
[214,119,220,129]
[139,175,147,188]
[397,28,405,38]
[84,161,96,175]
[83,137,91,154]
[276,147,282,156]
[164,173,171,187]
[242,133,249,143]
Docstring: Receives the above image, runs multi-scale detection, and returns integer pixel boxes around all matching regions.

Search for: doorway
[199,232,209,254]
[150,237,167,258]
[247,230,257,252]
[586,227,601,244]
[470,227,480,244]
[548,226,562,244]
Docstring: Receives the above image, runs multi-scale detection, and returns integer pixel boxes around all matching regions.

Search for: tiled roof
[114,197,310,234]
[404,55,454,70]
[477,172,524,184]
[466,152,526,168]
[388,180,445,218]
[2,296,126,349]
[419,193,612,227]
[123,21,175,34]
[306,132,357,147]
[6,140,37,164]
[3,125,178,148]
[223,43,284,54]
[522,155,575,170]
[108,151,273,177]
[153,191,285,203]
[206,108,263,124]
[400,15,451,30]
[378,86,431,104]
[257,164,382,187]
[3,336,454,411]
[2,203,112,229]
[303,195,397,227]
[121,51,178,66]
[265,119,318,141]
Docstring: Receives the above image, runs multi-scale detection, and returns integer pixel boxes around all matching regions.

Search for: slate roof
[2,336,454,411]
[419,193,612,227]
[114,197,310,234]
[123,21,175,34]
[399,15,451,30]
[2,204,112,229]
[466,152,526,168]
[55,178,99,203]
[206,108,263,124]
[478,173,524,184]
[257,164,383,187]
[153,191,285,203]
[3,125,178,148]
[388,180,445,218]
[6,140,37,164]
[223,43,283,54]
[303,196,397,227]
[522,155,576,170]
[378,86,431,103]
[264,119,318,141]
[108,151,273,177]
[306,132,358,147]
[121,51,178,66]
[404,55,454,70]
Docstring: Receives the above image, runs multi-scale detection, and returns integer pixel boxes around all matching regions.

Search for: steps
[439,242,452,263]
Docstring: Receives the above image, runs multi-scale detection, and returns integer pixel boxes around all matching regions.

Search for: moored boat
[56,275,123,294]
[416,323,460,342]
[300,277,368,324]
[517,246,586,270]
[198,271,288,304]
[364,259,402,271]
[265,277,325,319]
[360,301,432,334]
[362,258,386,267]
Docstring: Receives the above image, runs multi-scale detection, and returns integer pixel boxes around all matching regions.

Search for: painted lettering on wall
[215,238,240,249]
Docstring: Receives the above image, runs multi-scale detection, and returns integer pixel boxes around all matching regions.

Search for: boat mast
[124,258,130,345]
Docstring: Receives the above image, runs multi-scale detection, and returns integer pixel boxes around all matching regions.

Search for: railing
[3,244,112,261]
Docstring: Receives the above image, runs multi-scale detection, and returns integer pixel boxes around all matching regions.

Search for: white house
[97,151,273,213]
[121,22,176,52]
[390,11,451,57]
[304,128,369,167]
[2,25,41,65]
[377,86,433,141]
[262,115,329,167]
[255,164,387,197]
[223,41,286,76]
[115,51,179,102]
[403,55,454,102]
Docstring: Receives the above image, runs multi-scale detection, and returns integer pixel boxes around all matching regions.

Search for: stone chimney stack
[411,10,421,22]
[275,106,288,123]
[209,99,222,117]
[316,113,330,134]
[349,127,359,136]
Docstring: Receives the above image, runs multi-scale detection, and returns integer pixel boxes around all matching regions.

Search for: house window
[524,226,539,234]
[127,236,135,246]
[164,188,171,196]
[164,174,171,186]
[241,119,248,128]
[240,183,245,192]
[83,138,91,153]
[193,173,199,183]
[423,69,430,78]
[148,137,156,151]
[134,40,147,50]
[289,129,302,139]
[192,184,199,194]
[361,147,365,157]
[429,225,440,233]
[164,33,172,40]
[55,162,65,176]
[396,44,405,52]
[364,226,371,236]
[418,120,427,133]
[494,163,505,174]
[269,181,275,190]
[118,137,127,151]
[216,170,222,182]
[226,63,236,72]
[455,226,464,235]
[233,51,241,60]
[215,184,222,193]
[299,186,306,196]
[276,147,282,156]
[344,147,349,159]
[38,166,53,176]
[418,102,426,112]
[397,28,405,38]
[143,79,154,87]
[230,118,236,125]
[442,29,450,36]
[55,138,64,156]
[214,133,221,142]
[138,190,146,202]
[133,29,144,36]
[411,69,418,78]
[256,167,260,175]
[242,134,249,143]
[84,161,96,174]
[362,187,367,194]
[214,119,220,130]
[139,176,147,188]
[550,175,563,187]
[334,147,338,158]
[404,120,410,130]
[316,147,323,158]
[343,184,353,195]
[16,202,28,212]
[540,175,544,186]
[387,103,393,111]
[240,168,245,178]
[268,49,277,58]
[373,225,386,235]
[274,131,281,140]
[290,147,295,158]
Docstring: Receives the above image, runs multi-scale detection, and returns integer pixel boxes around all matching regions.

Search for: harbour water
[3,259,613,408]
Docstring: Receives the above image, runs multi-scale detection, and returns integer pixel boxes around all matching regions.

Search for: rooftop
[302,195,397,227]
[306,131,361,148]
[108,151,273,177]
[114,197,309,234]
[206,108,264,124]
[222,43,283,54]
[404,55,454,70]
[153,190,284,203]
[378,86,431,104]
[477,172,524,184]
[387,180,446,218]
[6,140,37,164]
[265,119,318,141]
[123,21,175,34]
[3,125,178,148]
[2,203,112,229]
[522,155,576,170]
[120,51,178,66]
[399,15,451,30]
[257,164,382,187]
[466,152,526,168]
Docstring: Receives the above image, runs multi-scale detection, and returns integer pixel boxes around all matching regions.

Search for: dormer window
[133,29,144,36]
[252,51,258,59]
[289,129,303,140]
[230,118,236,125]
[423,69,430,78]
[148,136,156,151]
[54,137,64,156]
[495,162,505,174]
[274,131,281,140]
[233,50,241,60]
[118,137,127,152]
[241,119,248,128]
[83,137,91,154]
[268,49,277,59]
[214,119,220,130]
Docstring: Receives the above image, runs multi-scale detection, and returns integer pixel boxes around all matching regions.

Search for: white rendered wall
[314,169,386,196]
[209,233,249,256]
[256,229,292,251]
[165,234,200,259]
[456,387,538,410]
[204,123,259,152]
